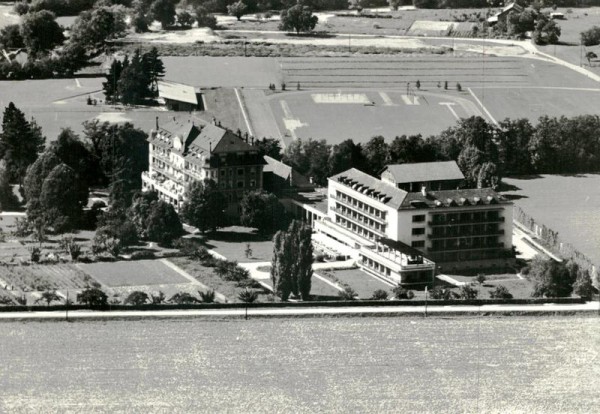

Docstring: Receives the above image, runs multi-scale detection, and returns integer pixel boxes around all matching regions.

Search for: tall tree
[117,50,152,105]
[23,150,61,204]
[363,136,389,176]
[127,190,160,237]
[527,257,575,298]
[20,10,64,57]
[239,190,287,235]
[279,4,318,34]
[145,200,183,245]
[227,1,247,21]
[149,0,177,28]
[328,139,366,177]
[287,220,313,300]
[271,229,293,301]
[0,102,46,183]
[69,6,127,52]
[103,58,127,105]
[254,137,282,160]
[179,179,227,233]
[0,162,19,210]
[142,47,165,97]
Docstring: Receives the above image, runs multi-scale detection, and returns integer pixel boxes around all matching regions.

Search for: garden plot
[77,260,189,287]
[0,264,95,292]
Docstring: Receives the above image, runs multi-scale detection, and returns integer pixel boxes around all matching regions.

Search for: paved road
[0,301,596,321]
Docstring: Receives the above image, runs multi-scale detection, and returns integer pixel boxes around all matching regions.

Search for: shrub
[371,289,389,300]
[429,286,459,300]
[130,250,156,260]
[151,291,166,304]
[35,290,62,306]
[124,291,149,305]
[169,292,197,304]
[199,289,216,303]
[237,288,258,303]
[77,287,108,307]
[475,274,486,284]
[489,285,513,299]
[581,26,600,47]
[573,270,594,300]
[393,286,415,300]
[0,295,14,305]
[14,2,29,15]
[459,284,478,299]
[60,236,81,261]
[338,286,357,301]
[30,247,41,263]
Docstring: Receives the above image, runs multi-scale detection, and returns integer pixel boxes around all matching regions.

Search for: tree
[362,136,389,176]
[180,179,227,233]
[36,290,61,306]
[149,0,177,28]
[145,200,183,245]
[586,51,598,66]
[177,10,194,28]
[496,118,535,175]
[270,229,293,301]
[115,50,153,106]
[169,292,197,304]
[0,24,24,49]
[533,15,561,45]
[392,286,415,299]
[459,284,478,299]
[239,190,287,235]
[142,47,165,97]
[0,163,20,210]
[279,4,318,34]
[328,139,367,177]
[387,0,401,10]
[77,287,108,307]
[339,286,357,300]
[128,190,159,237]
[573,268,594,299]
[371,289,388,300]
[39,163,87,232]
[527,257,575,298]
[489,285,513,299]
[227,1,247,21]
[50,128,95,188]
[20,10,64,57]
[103,57,127,104]
[0,102,46,183]
[476,161,500,189]
[69,6,127,52]
[125,291,150,305]
[195,6,217,29]
[287,220,313,300]
[581,26,600,46]
[254,137,282,160]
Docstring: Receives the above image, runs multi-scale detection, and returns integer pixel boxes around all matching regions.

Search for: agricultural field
[503,174,600,268]
[0,263,94,292]
[0,316,598,412]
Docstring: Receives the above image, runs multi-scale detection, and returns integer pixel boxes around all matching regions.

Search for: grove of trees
[279,4,319,34]
[180,179,227,233]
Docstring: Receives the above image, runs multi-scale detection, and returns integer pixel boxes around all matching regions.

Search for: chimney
[421,185,427,196]
[155,116,159,130]
[209,142,212,154]
[251,136,254,145]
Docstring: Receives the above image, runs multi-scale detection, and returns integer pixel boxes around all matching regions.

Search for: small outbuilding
[157,80,201,111]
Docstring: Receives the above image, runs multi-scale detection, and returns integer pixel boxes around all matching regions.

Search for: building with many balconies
[141,118,265,216]
[298,162,513,285]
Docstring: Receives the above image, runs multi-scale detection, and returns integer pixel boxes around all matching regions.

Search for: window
[412,215,426,223]
[250,180,256,188]
[237,168,244,175]
[412,228,425,236]
[237,181,244,188]
[411,241,425,248]
[220,169,225,176]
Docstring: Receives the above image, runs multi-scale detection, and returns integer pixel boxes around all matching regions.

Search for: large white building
[299,162,513,286]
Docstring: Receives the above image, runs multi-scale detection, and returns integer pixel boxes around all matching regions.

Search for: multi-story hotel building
[302,162,513,286]
[141,118,265,215]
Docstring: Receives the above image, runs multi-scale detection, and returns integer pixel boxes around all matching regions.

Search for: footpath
[0,301,597,321]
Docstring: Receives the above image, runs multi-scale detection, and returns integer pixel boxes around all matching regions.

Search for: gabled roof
[401,188,509,209]
[330,168,408,210]
[263,156,314,189]
[158,80,198,105]
[382,161,464,184]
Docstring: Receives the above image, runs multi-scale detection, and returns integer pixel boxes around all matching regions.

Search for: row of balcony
[428,229,505,239]
[428,216,505,226]
[331,195,386,224]
[334,208,386,235]
[428,243,505,252]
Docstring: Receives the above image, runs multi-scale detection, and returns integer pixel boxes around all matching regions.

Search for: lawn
[503,174,600,268]
[321,268,394,299]
[445,273,534,299]
[76,260,189,287]
[168,256,269,302]
[200,226,275,263]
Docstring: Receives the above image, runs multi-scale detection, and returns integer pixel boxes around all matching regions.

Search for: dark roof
[382,161,464,184]
[330,168,407,210]
[378,238,424,257]
[263,156,314,189]
[401,188,509,209]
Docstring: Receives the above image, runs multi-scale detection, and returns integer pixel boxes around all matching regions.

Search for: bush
[429,286,459,300]
[151,291,166,304]
[130,250,156,260]
[573,270,594,299]
[124,291,149,305]
[459,284,478,299]
[581,26,600,46]
[338,286,357,301]
[489,285,513,299]
[169,292,197,304]
[199,289,216,303]
[238,288,258,303]
[371,289,389,300]
[77,287,108,307]
[30,247,41,263]
[393,286,415,300]
[0,295,14,305]
[14,2,30,15]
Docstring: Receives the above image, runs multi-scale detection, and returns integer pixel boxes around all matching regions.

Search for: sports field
[503,174,600,267]
[0,316,598,412]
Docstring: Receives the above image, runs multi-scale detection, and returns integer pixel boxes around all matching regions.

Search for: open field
[322,268,395,299]
[0,264,94,292]
[77,260,189,287]
[199,226,274,263]
[503,174,600,267]
[0,316,598,412]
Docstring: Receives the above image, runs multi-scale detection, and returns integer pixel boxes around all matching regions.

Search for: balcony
[428,216,505,226]
[334,208,386,235]
[427,229,505,239]
[153,164,184,184]
[428,243,505,252]
[152,152,171,164]
[330,195,386,224]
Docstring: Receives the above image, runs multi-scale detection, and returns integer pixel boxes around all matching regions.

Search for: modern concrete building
[299,163,513,285]
[141,118,265,216]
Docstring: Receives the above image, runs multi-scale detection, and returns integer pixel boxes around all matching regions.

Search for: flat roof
[383,161,464,184]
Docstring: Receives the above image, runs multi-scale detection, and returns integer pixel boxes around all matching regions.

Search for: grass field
[0,316,598,412]
[77,260,189,287]
[200,226,274,263]
[322,268,394,299]
[0,264,94,292]
[503,174,600,267]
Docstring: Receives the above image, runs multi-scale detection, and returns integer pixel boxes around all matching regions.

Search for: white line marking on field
[280,100,306,141]
[401,94,420,105]
[439,102,460,120]
[379,92,395,106]
[234,88,254,137]
[75,78,81,88]
[467,87,498,126]
[280,100,293,118]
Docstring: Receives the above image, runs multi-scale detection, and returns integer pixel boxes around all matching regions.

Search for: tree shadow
[506,174,543,180]
[503,194,529,201]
